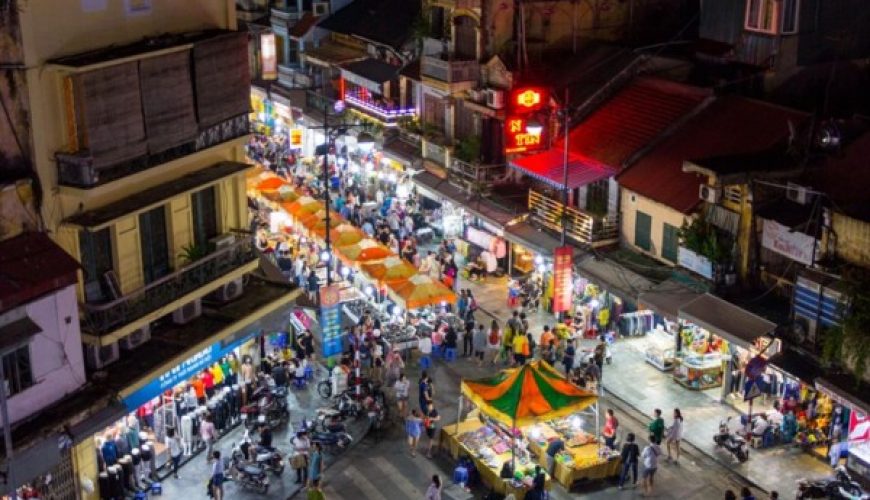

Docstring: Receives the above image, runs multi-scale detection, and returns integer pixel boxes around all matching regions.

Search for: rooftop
[618,96,807,213]
[317,0,420,50]
[290,12,320,38]
[48,29,233,68]
[804,130,870,222]
[399,59,421,81]
[0,232,79,314]
[64,161,251,229]
[562,78,709,170]
[342,58,401,84]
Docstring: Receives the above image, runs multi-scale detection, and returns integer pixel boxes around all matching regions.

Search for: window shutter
[662,223,679,263]
[635,211,652,251]
[193,32,251,127]
[139,51,198,154]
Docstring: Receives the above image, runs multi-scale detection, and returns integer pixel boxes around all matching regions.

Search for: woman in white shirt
[290,431,311,484]
[394,372,411,418]
[665,408,684,464]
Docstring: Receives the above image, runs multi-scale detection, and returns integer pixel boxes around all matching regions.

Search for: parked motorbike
[296,419,353,453]
[239,431,285,475]
[796,466,868,499]
[520,280,542,313]
[241,386,289,430]
[713,416,749,462]
[228,444,270,494]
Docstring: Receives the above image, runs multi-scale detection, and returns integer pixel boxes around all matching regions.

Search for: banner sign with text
[553,246,573,313]
[320,285,343,357]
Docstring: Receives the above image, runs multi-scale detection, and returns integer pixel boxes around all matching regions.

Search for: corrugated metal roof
[618,96,806,214]
[0,232,80,314]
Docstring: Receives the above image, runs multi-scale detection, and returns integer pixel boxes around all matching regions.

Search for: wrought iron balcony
[57,114,250,188]
[278,64,312,88]
[448,158,505,195]
[423,140,449,167]
[81,237,257,337]
[528,190,619,247]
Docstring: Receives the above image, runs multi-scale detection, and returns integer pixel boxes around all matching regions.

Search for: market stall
[444,361,616,497]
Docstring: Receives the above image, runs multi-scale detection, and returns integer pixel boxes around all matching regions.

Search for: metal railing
[423,141,448,167]
[81,237,256,336]
[431,0,481,9]
[448,158,505,194]
[344,93,416,125]
[270,6,301,26]
[57,113,250,188]
[528,190,619,247]
[421,56,479,84]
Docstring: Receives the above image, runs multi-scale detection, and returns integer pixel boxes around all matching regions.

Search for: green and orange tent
[460,360,597,428]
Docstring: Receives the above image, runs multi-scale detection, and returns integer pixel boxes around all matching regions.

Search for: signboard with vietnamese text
[320,285,343,357]
[505,87,549,155]
[761,218,817,266]
[553,246,573,313]
[505,117,545,154]
[677,246,714,280]
[260,32,278,81]
[289,128,303,147]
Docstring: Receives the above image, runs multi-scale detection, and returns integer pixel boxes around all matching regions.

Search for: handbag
[290,454,307,469]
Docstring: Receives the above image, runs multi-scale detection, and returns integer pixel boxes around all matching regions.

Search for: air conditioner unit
[698,184,721,203]
[786,182,812,205]
[313,1,329,16]
[84,342,120,370]
[209,277,245,303]
[486,89,505,110]
[172,299,202,325]
[210,233,236,251]
[119,325,152,350]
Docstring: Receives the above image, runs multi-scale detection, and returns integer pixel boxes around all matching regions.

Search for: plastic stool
[293,377,306,389]
[444,348,457,362]
[420,355,431,370]
[150,482,162,495]
[134,492,148,500]
[453,466,469,484]
[304,365,314,380]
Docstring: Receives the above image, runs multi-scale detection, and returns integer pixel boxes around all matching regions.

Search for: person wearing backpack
[618,432,640,489]
[641,434,662,496]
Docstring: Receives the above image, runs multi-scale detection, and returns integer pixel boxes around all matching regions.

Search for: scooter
[296,419,353,453]
[228,444,270,494]
[713,417,749,462]
[796,466,868,499]
[239,431,285,475]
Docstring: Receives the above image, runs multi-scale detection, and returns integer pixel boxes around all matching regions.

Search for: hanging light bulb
[365,285,375,296]
[340,266,351,277]
[534,255,544,265]
[320,251,331,263]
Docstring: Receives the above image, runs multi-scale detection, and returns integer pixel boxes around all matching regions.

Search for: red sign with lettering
[505,117,544,154]
[553,246,573,313]
[510,87,547,113]
[505,86,549,154]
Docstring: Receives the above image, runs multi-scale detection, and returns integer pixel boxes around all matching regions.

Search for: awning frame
[678,293,777,350]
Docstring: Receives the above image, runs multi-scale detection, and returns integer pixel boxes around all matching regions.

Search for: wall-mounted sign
[505,117,544,154]
[505,86,549,154]
[260,32,277,81]
[289,128,303,147]
[678,246,713,280]
[510,87,547,113]
[320,285,343,357]
[553,246,573,313]
[761,218,817,266]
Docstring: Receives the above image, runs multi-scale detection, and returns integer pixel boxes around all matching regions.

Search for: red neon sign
[509,87,548,114]
[516,89,541,108]
[505,117,543,154]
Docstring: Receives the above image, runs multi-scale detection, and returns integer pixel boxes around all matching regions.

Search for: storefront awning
[509,150,617,190]
[412,171,524,229]
[638,279,704,320]
[575,254,654,303]
[382,136,421,167]
[815,376,870,414]
[304,40,367,67]
[767,349,822,384]
[678,293,776,349]
[341,58,400,94]
[503,221,570,257]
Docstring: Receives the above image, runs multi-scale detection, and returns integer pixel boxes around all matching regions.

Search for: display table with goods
[526,415,621,486]
[442,414,551,499]
[644,328,677,372]
[673,352,723,390]
[449,361,599,498]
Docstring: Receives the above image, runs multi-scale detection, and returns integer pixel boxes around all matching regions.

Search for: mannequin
[100,433,118,467]
[114,425,130,456]
[180,412,194,455]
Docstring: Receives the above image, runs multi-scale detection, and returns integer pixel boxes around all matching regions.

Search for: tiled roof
[618,96,806,214]
[563,78,709,169]
[317,0,420,50]
[342,58,401,84]
[0,232,79,314]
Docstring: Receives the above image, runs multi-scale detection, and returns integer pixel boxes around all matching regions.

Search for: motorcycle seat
[243,465,265,476]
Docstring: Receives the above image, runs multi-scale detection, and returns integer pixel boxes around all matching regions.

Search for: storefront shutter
[75,62,147,170]
[193,32,251,127]
[139,51,197,154]
[635,211,652,251]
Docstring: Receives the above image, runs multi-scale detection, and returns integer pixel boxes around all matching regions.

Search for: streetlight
[357,131,376,154]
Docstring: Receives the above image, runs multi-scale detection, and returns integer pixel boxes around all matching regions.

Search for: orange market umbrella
[386,274,456,310]
[301,210,344,231]
[287,196,323,217]
[336,238,393,263]
[361,256,418,285]
[256,177,287,192]
[314,223,364,247]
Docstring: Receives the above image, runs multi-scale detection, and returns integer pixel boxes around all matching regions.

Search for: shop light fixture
[365,285,375,296]
[570,416,583,429]
[525,119,544,136]
[300,237,307,244]
[387,172,398,183]
[320,251,331,262]
[589,299,600,309]
[343,94,416,120]
[537,264,547,274]
[337,157,347,166]
[534,255,544,265]
[341,266,351,277]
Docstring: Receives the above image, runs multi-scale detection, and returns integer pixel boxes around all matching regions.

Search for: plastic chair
[444,348,457,362]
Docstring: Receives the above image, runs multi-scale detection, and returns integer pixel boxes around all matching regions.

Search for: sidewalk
[458,273,831,496]
[155,366,369,500]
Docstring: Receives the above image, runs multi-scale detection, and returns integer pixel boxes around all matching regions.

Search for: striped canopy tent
[460,360,597,428]
[361,256,418,285]
[336,238,394,264]
[245,165,269,189]
[255,176,287,192]
[269,184,300,203]
[313,223,365,247]
[286,196,323,218]
[386,274,456,310]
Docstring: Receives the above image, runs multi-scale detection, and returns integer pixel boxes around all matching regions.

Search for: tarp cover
[679,293,776,349]
[461,360,597,427]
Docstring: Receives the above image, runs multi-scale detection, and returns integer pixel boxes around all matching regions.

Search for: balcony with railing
[448,158,505,195]
[528,189,619,247]
[344,91,416,126]
[270,4,302,26]
[423,140,449,168]
[278,63,313,88]
[80,236,257,337]
[431,0,481,8]
[57,113,250,189]
[421,56,479,86]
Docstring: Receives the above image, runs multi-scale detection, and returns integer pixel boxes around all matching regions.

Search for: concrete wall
[0,284,85,427]
[619,187,689,264]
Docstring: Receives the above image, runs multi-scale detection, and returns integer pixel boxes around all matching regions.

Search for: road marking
[371,455,423,498]
[341,465,384,499]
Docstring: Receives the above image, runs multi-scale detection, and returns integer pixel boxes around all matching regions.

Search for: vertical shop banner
[320,285,343,357]
[553,246,573,313]
[260,32,277,80]
[850,410,870,443]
